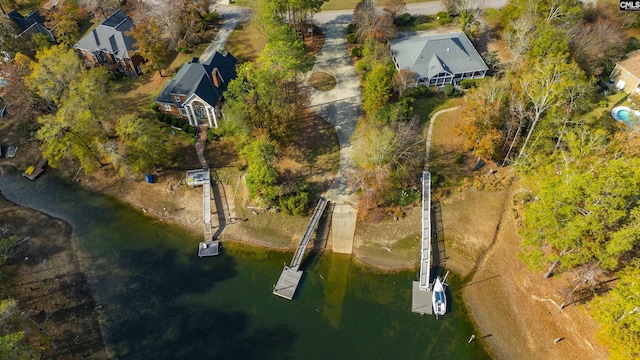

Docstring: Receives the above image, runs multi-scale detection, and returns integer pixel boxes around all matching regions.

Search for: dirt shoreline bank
[0,188,110,359]
[1,164,608,359]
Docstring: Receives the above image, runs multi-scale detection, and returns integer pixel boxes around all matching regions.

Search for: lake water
[0,167,490,359]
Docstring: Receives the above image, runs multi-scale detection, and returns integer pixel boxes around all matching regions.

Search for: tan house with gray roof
[389,32,488,88]
[610,49,640,95]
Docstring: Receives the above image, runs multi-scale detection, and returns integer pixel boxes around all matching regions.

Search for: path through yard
[308,14,362,253]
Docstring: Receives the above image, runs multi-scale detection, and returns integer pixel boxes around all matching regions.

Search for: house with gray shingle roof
[6,9,54,41]
[389,32,488,88]
[610,49,640,95]
[73,9,142,76]
[155,51,237,128]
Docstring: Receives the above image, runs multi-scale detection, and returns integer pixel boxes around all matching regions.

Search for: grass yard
[231,0,438,11]
[308,71,337,91]
[225,22,266,64]
[412,94,460,122]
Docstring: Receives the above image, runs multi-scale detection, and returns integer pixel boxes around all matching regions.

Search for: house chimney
[212,68,220,88]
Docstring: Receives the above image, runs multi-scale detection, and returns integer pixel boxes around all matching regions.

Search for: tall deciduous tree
[517,54,589,159]
[224,63,307,145]
[362,63,394,115]
[240,135,281,204]
[455,79,507,161]
[27,45,85,106]
[352,118,423,213]
[128,18,171,76]
[115,115,171,175]
[44,0,86,47]
[519,132,640,274]
[589,261,640,360]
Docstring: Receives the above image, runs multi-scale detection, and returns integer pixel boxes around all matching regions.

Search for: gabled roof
[616,49,640,79]
[6,9,52,38]
[390,32,488,79]
[156,51,238,108]
[73,9,136,59]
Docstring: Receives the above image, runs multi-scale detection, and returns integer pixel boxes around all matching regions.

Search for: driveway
[307,14,363,253]
[200,4,252,64]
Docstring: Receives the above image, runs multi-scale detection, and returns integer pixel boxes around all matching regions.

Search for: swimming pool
[611,106,640,125]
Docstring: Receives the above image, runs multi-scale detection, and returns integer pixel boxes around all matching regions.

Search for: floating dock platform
[23,158,46,181]
[198,240,219,257]
[411,281,433,315]
[273,267,303,300]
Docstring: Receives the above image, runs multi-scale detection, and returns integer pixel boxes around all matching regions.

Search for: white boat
[432,275,447,317]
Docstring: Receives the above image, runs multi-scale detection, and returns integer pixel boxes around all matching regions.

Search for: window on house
[174,95,181,103]
[164,104,171,111]
[179,108,187,116]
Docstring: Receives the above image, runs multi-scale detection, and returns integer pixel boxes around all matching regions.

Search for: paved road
[313,0,508,24]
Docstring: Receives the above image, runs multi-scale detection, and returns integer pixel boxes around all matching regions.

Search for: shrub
[155,111,164,121]
[187,125,198,135]
[351,46,363,57]
[171,117,180,127]
[181,123,190,132]
[347,23,357,34]
[455,152,464,164]
[437,11,452,25]
[627,37,640,53]
[204,12,219,23]
[460,79,477,89]
[151,103,159,112]
[279,190,311,216]
[346,33,357,44]
[443,83,455,97]
[395,13,413,26]
[599,100,608,107]
[177,118,187,128]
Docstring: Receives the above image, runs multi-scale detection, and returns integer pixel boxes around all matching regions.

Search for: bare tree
[383,0,406,18]
[392,69,416,96]
[569,17,627,76]
[354,0,377,42]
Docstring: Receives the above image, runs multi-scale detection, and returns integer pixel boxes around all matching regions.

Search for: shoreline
[0,184,112,359]
[1,164,608,359]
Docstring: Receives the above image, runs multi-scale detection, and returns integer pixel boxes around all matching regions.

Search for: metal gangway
[419,171,431,290]
[412,171,433,314]
[273,198,328,300]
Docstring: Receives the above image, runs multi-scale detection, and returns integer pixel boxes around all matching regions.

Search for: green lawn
[225,22,266,64]
[412,94,459,123]
[231,0,437,12]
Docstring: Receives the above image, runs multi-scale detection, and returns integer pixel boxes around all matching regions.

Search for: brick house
[73,9,142,76]
[610,49,640,95]
[155,51,237,128]
[389,32,488,88]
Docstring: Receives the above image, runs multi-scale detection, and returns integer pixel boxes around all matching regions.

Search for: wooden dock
[186,169,220,257]
[273,198,328,300]
[23,158,47,181]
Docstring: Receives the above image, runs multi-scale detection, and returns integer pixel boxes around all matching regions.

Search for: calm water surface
[0,167,490,359]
